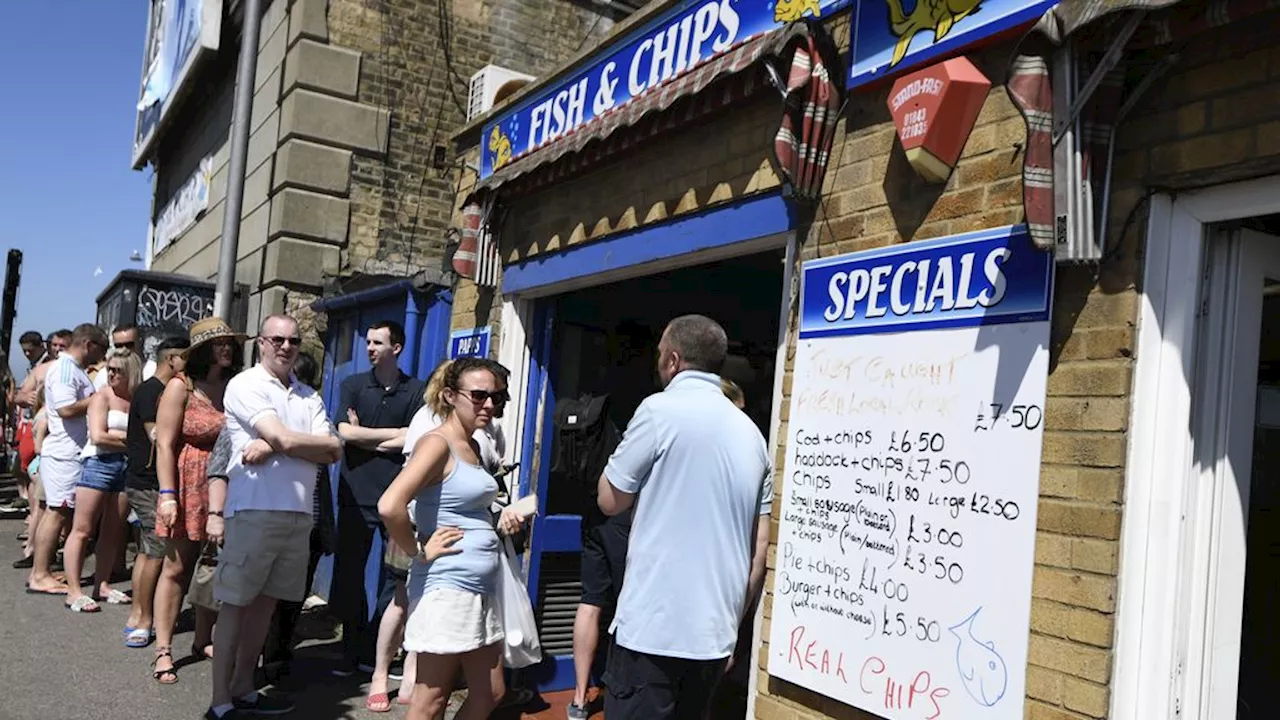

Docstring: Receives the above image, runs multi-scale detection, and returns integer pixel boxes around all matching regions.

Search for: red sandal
[365,693,392,713]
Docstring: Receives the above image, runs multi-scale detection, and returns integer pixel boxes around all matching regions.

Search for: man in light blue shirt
[597,314,772,720]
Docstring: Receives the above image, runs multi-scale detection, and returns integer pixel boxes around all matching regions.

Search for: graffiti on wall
[136,284,211,329]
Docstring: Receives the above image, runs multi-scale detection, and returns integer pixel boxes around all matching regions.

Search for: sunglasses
[262,335,302,348]
[455,388,510,406]
[107,366,124,374]
[116,341,137,349]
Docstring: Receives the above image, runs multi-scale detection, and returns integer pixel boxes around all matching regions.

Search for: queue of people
[6,311,772,720]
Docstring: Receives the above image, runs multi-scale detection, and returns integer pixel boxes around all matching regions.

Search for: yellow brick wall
[755,38,1132,720]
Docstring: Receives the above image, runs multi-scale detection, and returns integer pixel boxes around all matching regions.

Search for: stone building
[443,0,1280,718]
[130,0,620,341]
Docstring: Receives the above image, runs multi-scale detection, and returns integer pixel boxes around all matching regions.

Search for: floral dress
[157,391,225,541]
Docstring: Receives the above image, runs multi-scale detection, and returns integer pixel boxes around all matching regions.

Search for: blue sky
[0,3,153,378]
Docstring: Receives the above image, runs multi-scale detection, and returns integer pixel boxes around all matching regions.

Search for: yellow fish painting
[488,126,513,170]
[775,0,821,23]
[885,0,983,67]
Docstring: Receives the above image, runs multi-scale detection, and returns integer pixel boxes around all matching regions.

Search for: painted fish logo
[488,125,514,170]
[885,0,983,67]
[774,0,822,23]
[949,607,1007,707]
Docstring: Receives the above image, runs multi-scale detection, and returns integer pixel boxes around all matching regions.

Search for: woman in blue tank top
[379,357,529,720]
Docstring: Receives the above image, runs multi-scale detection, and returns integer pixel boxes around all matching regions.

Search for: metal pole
[214,0,264,322]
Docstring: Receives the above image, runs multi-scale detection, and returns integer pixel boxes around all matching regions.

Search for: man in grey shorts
[206,314,340,720]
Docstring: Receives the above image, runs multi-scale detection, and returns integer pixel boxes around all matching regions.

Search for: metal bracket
[1052,10,1147,147]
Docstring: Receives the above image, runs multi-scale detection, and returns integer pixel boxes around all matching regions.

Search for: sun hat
[186,317,249,356]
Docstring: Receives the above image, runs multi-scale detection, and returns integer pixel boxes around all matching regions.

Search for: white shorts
[40,456,82,509]
[404,587,503,655]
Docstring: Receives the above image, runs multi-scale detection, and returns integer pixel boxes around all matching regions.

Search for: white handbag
[496,536,542,669]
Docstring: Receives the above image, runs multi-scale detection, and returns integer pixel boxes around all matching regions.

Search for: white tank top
[83,409,131,458]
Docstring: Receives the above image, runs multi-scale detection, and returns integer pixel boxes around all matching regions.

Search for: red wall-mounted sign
[887,57,991,183]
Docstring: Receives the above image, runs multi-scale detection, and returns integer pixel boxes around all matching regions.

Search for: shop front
[446,0,1280,718]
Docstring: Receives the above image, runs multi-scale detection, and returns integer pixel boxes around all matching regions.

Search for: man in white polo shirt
[596,314,773,720]
[27,323,108,595]
[207,314,340,720]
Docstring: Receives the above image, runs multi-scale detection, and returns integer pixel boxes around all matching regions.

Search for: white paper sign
[767,226,1053,720]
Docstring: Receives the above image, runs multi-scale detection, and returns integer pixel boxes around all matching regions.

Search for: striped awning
[1008,0,1276,251]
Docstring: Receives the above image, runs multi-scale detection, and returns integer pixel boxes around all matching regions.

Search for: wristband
[208,510,224,517]
[158,488,178,495]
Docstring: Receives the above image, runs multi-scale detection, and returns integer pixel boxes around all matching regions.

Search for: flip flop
[125,627,154,648]
[94,589,132,605]
[365,693,392,713]
[25,586,68,596]
[66,596,101,613]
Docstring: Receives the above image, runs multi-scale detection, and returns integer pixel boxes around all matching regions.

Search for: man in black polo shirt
[123,335,189,647]
[332,320,425,676]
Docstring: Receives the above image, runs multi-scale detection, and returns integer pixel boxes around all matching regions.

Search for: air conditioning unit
[468,65,535,121]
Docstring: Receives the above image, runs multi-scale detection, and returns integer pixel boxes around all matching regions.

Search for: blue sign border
[847,0,1056,90]
[479,0,850,179]
[449,326,492,359]
[798,225,1053,339]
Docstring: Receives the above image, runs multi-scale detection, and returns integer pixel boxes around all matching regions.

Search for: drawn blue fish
[949,607,1007,707]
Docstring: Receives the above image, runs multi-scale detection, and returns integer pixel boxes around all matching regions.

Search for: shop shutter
[533,552,584,657]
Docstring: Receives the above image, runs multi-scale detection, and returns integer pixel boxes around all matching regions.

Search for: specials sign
[771,224,1052,719]
[799,225,1051,339]
[478,0,847,179]
[848,0,1057,89]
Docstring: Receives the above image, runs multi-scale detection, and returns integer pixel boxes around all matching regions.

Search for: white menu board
[767,226,1053,720]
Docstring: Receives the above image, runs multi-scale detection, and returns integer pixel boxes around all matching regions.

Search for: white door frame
[1113,174,1280,720]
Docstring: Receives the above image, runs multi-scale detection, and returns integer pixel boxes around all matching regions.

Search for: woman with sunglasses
[62,349,142,612]
[379,357,529,720]
[151,318,245,684]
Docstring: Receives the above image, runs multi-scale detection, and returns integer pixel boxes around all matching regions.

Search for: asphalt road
[0,496,464,720]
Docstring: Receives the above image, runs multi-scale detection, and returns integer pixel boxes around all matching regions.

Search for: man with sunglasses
[27,323,108,594]
[331,320,426,679]
[209,314,340,720]
[92,324,142,390]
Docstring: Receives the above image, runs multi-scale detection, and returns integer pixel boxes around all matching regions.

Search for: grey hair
[259,313,298,335]
[664,314,728,374]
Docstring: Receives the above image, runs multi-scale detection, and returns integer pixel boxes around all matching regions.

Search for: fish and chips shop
[444,0,1280,718]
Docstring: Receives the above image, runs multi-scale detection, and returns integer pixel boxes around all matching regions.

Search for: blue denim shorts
[78,453,128,493]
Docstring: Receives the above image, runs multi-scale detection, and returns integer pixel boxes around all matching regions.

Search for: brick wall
[327,0,617,278]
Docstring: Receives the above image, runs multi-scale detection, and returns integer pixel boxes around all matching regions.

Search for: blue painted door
[520,300,598,693]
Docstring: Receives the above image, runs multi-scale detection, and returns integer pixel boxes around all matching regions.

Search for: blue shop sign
[450,327,492,359]
[479,0,849,179]
[848,0,1056,90]
[132,0,222,168]
[798,225,1052,339]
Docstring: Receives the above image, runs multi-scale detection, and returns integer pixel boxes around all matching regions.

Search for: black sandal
[152,647,178,685]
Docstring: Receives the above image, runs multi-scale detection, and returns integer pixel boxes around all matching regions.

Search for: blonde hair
[721,377,745,408]
[109,348,144,394]
[424,359,455,418]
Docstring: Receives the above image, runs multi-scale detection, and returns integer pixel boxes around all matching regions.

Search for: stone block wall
[145,0,617,345]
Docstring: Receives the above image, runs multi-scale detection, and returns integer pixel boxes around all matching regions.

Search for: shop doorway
[524,247,786,703]
[1190,222,1280,719]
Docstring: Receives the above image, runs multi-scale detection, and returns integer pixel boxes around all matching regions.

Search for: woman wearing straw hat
[150,317,247,684]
